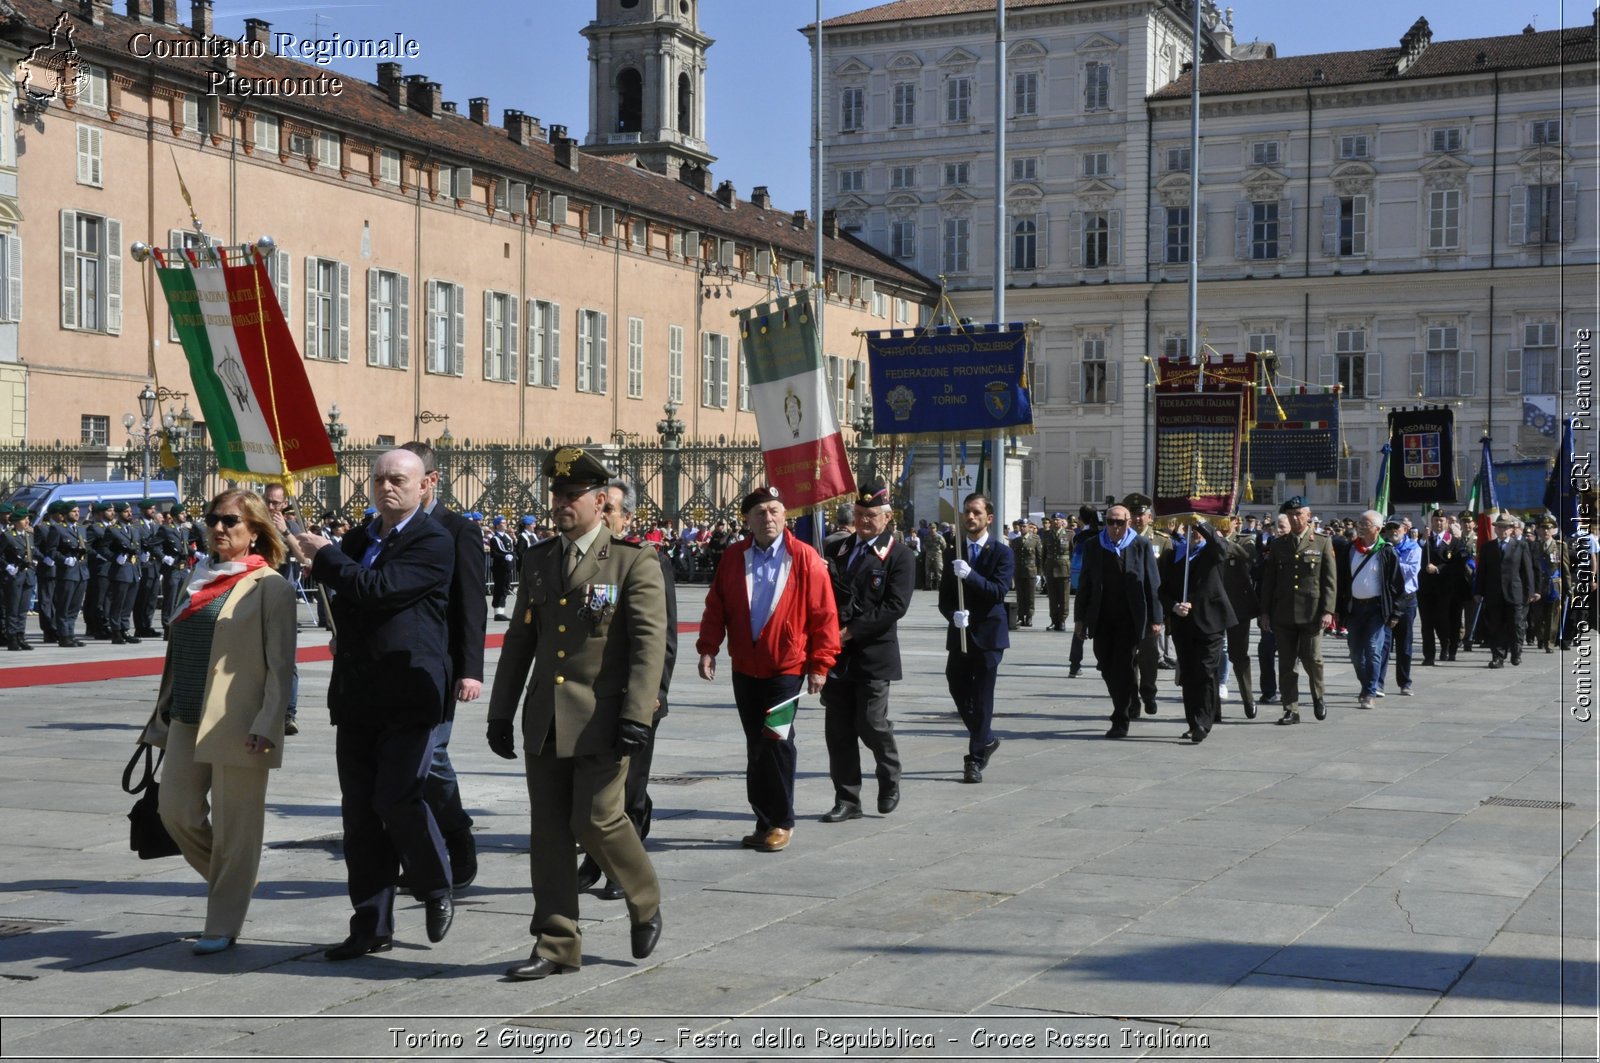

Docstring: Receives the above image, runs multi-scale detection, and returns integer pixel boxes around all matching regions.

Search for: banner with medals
[864,323,1033,441]
[1156,353,1257,424]
[1247,390,1339,479]
[1387,406,1457,505]
[1153,389,1245,518]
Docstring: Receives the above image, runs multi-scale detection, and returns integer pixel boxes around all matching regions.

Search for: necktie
[565,542,581,581]
[968,542,980,564]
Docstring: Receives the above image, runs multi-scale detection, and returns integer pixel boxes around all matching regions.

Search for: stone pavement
[0,590,1595,1061]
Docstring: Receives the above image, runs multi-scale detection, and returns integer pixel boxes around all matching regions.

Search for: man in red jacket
[697,485,840,853]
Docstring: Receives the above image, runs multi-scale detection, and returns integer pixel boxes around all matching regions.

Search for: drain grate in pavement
[0,918,65,939]
[267,833,344,851]
[650,774,718,786]
[1482,797,1575,810]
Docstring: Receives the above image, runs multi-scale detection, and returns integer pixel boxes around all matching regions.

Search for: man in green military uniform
[1041,512,1073,631]
[922,523,945,593]
[1012,520,1041,627]
[1125,494,1172,714]
[1,506,37,650]
[487,447,667,980]
[1257,495,1337,725]
[1530,516,1568,653]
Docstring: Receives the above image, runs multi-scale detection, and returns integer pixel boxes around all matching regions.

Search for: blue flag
[1544,417,1579,535]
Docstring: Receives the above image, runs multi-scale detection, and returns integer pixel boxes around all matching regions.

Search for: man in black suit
[820,481,915,821]
[1418,508,1465,663]
[400,441,487,892]
[1474,512,1540,668]
[1160,520,1237,743]
[293,447,457,960]
[939,492,1014,784]
[1075,504,1163,739]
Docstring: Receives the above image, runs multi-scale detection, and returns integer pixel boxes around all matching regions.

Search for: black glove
[487,718,517,760]
[614,718,652,757]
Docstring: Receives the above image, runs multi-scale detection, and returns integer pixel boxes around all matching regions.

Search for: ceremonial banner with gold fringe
[1247,390,1339,479]
[155,244,336,485]
[1156,352,1257,424]
[1153,388,1245,518]
[737,290,855,510]
[864,323,1033,442]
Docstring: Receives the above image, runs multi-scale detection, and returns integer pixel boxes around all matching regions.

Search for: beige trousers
[158,720,271,938]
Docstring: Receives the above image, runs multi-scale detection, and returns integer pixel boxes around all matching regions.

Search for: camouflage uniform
[1012,529,1041,626]
[1040,520,1073,630]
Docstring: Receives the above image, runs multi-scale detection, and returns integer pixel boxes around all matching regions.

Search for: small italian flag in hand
[763,694,800,741]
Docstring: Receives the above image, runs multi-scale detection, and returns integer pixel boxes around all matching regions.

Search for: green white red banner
[155,247,335,485]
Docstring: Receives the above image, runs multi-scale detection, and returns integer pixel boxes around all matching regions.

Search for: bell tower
[582,0,715,179]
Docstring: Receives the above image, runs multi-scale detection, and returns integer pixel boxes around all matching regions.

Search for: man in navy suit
[294,448,457,960]
[938,492,1014,784]
[1075,503,1163,738]
[1474,512,1540,668]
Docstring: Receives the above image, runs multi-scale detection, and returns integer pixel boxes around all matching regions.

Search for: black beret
[1279,495,1309,514]
[741,485,782,514]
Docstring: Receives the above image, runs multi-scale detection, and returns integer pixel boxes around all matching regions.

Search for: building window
[527,299,560,387]
[890,164,917,189]
[890,218,916,260]
[872,290,886,317]
[627,316,644,399]
[0,232,17,323]
[1336,195,1367,256]
[482,291,518,383]
[1083,62,1110,111]
[838,168,864,194]
[1251,140,1280,167]
[667,324,684,403]
[1082,152,1109,178]
[946,77,971,123]
[1163,335,1188,360]
[78,64,108,109]
[841,87,864,132]
[941,217,969,273]
[184,93,220,139]
[702,331,729,408]
[1010,157,1039,182]
[1011,216,1038,270]
[1429,126,1463,154]
[1337,134,1369,160]
[379,148,401,185]
[366,268,410,369]
[1427,189,1460,250]
[1248,329,1280,381]
[1337,455,1364,505]
[75,124,102,187]
[304,256,348,361]
[288,129,312,157]
[1524,184,1563,244]
[1083,212,1110,268]
[576,308,608,394]
[1165,146,1190,172]
[847,358,868,424]
[1520,322,1560,393]
[1080,335,1110,403]
[61,210,121,334]
[424,280,464,376]
[1424,325,1459,397]
[1081,457,1105,503]
[1335,327,1367,398]
[1165,206,1190,264]
[1249,201,1280,259]
[253,113,280,153]
[943,162,969,186]
[738,350,752,412]
[1530,119,1561,146]
[1013,71,1038,117]
[81,414,109,446]
[315,130,341,168]
[892,82,915,126]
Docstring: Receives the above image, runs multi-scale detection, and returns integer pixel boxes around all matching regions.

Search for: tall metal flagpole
[1186,0,1202,369]
[991,0,1008,524]
[811,0,826,550]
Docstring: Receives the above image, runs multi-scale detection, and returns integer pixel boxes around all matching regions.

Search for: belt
[1351,596,1381,604]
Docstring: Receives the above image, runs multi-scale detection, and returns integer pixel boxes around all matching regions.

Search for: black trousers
[1479,598,1528,662]
[1223,620,1255,710]
[135,566,159,631]
[107,579,137,633]
[1135,632,1160,707]
[1093,621,1143,725]
[1257,627,1278,699]
[86,571,109,633]
[1173,623,1224,736]
[821,675,901,809]
[54,572,87,640]
[423,718,472,837]
[946,648,1001,759]
[1418,590,1454,661]
[35,569,55,637]
[622,716,661,840]
[334,719,449,938]
[732,671,801,832]
[491,560,514,609]
[160,568,186,629]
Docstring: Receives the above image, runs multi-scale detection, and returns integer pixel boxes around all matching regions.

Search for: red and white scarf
[174,555,267,623]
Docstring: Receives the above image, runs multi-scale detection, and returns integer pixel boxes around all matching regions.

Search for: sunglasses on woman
[204,513,244,529]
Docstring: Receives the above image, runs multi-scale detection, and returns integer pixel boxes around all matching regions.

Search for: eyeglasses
[204,513,243,529]
[1105,517,1128,525]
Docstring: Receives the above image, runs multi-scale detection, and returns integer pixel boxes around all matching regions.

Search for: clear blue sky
[214,1,1579,212]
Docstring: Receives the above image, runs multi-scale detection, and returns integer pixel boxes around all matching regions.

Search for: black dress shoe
[978,737,1001,768]
[1105,723,1129,739]
[505,953,574,980]
[1510,654,1522,666]
[446,829,477,891]
[596,879,626,901]
[123,633,141,644]
[877,784,900,815]
[1312,699,1327,721]
[108,633,125,645]
[576,854,603,891]
[1488,658,1504,669]
[1276,709,1301,726]
[1243,701,1257,719]
[820,803,863,823]
[962,757,982,783]
[1143,700,1158,716]
[425,894,454,943]
[1189,728,1206,744]
[324,934,393,961]
[631,910,662,959]
[16,638,33,650]
[1260,693,1278,704]
[1068,667,1081,677]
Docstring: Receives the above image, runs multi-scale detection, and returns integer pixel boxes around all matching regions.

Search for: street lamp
[124,384,160,496]
[657,400,686,523]
[324,403,349,514]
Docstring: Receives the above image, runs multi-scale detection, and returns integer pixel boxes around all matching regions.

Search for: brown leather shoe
[753,827,792,852]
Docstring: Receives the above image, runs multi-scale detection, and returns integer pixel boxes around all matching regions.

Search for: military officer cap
[1382,515,1403,530]
[520,515,535,526]
[1121,493,1152,515]
[112,501,132,513]
[139,498,157,510]
[544,445,613,488]
[491,514,505,525]
[1053,511,1067,520]
[47,500,69,515]
[1541,515,1558,528]
[855,480,891,509]
[90,500,111,513]
[1279,494,1309,514]
[1493,511,1519,527]
[8,504,26,520]
[741,484,782,514]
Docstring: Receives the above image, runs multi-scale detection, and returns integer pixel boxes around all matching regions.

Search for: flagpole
[1186,0,1202,370]
[811,0,826,554]
[990,0,1009,527]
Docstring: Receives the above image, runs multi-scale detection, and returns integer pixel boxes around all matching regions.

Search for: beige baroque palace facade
[0,0,935,448]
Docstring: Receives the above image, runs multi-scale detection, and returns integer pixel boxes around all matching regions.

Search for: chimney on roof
[792,209,808,230]
[127,0,152,21]
[469,97,490,125]
[244,17,270,45]
[715,180,737,208]
[548,123,567,143]
[554,133,578,172]
[821,209,840,239]
[408,76,440,117]
[152,0,179,26]
[440,101,458,114]
[750,186,771,210]
[190,0,213,37]
[77,0,102,26]
[680,164,712,194]
[503,109,543,146]
[1394,16,1432,74]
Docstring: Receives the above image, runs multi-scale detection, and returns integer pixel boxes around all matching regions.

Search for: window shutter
[1504,347,1522,394]
[6,230,20,323]
[75,126,87,183]
[1107,209,1122,267]
[1147,206,1165,265]
[275,249,290,320]
[548,302,560,385]
[451,284,465,376]
[719,338,729,408]
[576,311,591,391]
[1508,185,1526,245]
[505,294,517,382]
[452,166,473,200]
[1108,360,1122,403]
[719,240,735,269]
[483,290,494,380]
[397,274,410,369]
[1318,353,1335,388]
[1069,361,1081,403]
[1321,195,1340,256]
[425,280,439,370]
[182,94,198,131]
[1561,182,1578,244]
[336,262,350,362]
[787,259,805,285]
[1069,211,1083,267]
[1365,351,1383,398]
[1031,362,1047,403]
[1035,214,1049,268]
[1195,209,1206,260]
[1278,197,1293,258]
[304,257,317,357]
[683,230,700,259]
[59,210,77,329]
[549,194,567,227]
[1457,349,1475,397]
[597,312,608,394]
[1234,201,1250,259]
[1409,350,1424,397]
[366,268,380,366]
[509,181,528,214]
[105,218,122,334]
[755,248,772,277]
[88,128,101,184]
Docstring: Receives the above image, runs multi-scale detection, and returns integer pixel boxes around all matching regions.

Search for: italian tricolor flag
[764,693,800,741]
[739,291,855,509]
[155,248,336,485]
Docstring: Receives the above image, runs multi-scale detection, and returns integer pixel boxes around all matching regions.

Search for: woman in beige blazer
[141,488,296,955]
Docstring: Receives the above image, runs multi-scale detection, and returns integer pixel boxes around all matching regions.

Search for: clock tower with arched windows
[582,0,715,178]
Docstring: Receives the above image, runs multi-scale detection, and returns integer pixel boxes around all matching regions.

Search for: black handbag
[122,743,181,860]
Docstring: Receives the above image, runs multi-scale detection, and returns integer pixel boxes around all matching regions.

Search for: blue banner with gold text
[865,323,1033,441]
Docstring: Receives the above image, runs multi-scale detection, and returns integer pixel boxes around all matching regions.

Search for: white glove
[41,557,54,567]
[503,554,513,562]
[952,609,969,629]
[116,554,129,565]
[952,559,972,579]
[138,552,150,562]
[3,564,15,576]
[161,555,174,566]
[64,556,77,568]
